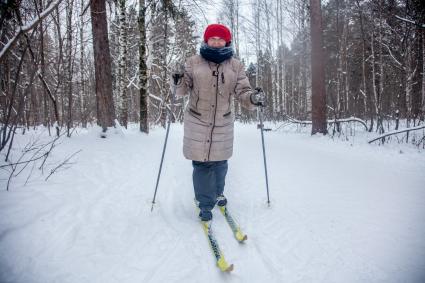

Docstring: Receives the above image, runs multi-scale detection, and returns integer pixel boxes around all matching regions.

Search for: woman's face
[207,36,226,48]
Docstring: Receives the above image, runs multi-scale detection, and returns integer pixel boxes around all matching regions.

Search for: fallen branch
[1,151,49,169]
[45,150,82,181]
[283,116,368,131]
[1,130,69,191]
[368,124,425,144]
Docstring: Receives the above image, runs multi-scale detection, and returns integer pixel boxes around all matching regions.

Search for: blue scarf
[200,43,234,64]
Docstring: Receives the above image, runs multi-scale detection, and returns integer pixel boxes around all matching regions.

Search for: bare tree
[90,0,116,133]
[66,0,74,137]
[117,0,129,128]
[310,0,327,134]
[138,0,149,133]
[355,0,369,122]
[79,0,87,128]
[422,28,425,121]
[220,0,240,57]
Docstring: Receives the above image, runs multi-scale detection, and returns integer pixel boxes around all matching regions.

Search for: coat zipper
[207,65,220,161]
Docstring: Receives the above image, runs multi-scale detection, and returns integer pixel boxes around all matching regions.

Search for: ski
[201,220,234,272]
[218,206,248,242]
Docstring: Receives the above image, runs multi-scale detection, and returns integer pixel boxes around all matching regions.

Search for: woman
[173,24,265,222]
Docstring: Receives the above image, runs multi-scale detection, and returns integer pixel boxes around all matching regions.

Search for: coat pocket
[189,108,201,116]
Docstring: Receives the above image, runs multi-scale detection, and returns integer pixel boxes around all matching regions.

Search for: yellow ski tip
[225,264,234,272]
[235,230,248,242]
[217,257,234,272]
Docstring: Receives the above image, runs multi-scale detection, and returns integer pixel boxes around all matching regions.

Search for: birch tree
[117,0,129,128]
[138,0,149,133]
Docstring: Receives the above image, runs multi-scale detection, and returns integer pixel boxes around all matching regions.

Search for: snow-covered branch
[0,0,64,61]
[395,15,425,29]
[368,124,425,144]
[285,116,368,131]
[381,42,402,67]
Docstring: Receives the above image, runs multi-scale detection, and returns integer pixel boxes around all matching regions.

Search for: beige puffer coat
[175,54,255,162]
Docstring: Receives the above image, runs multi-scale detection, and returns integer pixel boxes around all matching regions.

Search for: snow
[1,123,424,283]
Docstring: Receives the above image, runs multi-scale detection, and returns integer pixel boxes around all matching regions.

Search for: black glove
[250,87,266,107]
[171,63,185,85]
[172,73,184,85]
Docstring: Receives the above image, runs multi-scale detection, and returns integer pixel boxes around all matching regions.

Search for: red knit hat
[203,24,232,44]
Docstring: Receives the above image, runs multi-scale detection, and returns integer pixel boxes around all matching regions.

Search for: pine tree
[90,0,116,133]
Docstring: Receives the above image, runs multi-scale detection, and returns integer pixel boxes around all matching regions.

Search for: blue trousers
[192,160,228,212]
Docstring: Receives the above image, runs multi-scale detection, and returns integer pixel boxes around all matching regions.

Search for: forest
[1,0,424,147]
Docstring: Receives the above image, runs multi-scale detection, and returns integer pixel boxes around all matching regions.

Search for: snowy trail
[0,124,424,283]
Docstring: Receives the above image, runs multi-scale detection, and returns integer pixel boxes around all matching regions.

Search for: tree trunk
[310,0,327,134]
[377,3,384,133]
[139,0,149,133]
[370,29,379,132]
[343,19,349,116]
[52,7,63,134]
[160,4,169,127]
[422,29,425,121]
[66,0,73,137]
[300,0,308,120]
[254,0,260,88]
[335,0,342,126]
[80,0,86,128]
[118,0,128,128]
[405,43,414,129]
[39,0,50,130]
[281,46,286,115]
[356,0,368,120]
[235,0,240,59]
[291,63,295,116]
[90,0,116,133]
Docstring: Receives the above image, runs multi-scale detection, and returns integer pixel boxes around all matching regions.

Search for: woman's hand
[171,63,185,85]
[250,87,266,107]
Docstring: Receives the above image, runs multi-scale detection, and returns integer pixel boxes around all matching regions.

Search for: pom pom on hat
[203,24,232,44]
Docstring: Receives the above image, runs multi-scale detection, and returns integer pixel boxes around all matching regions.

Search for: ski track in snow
[0,123,424,283]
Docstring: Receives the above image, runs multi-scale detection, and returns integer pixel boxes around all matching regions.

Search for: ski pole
[258,106,271,206]
[151,73,183,212]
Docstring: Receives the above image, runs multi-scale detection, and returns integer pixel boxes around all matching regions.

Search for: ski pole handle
[172,73,184,85]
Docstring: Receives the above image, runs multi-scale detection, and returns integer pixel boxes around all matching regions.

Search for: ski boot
[216,194,227,207]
